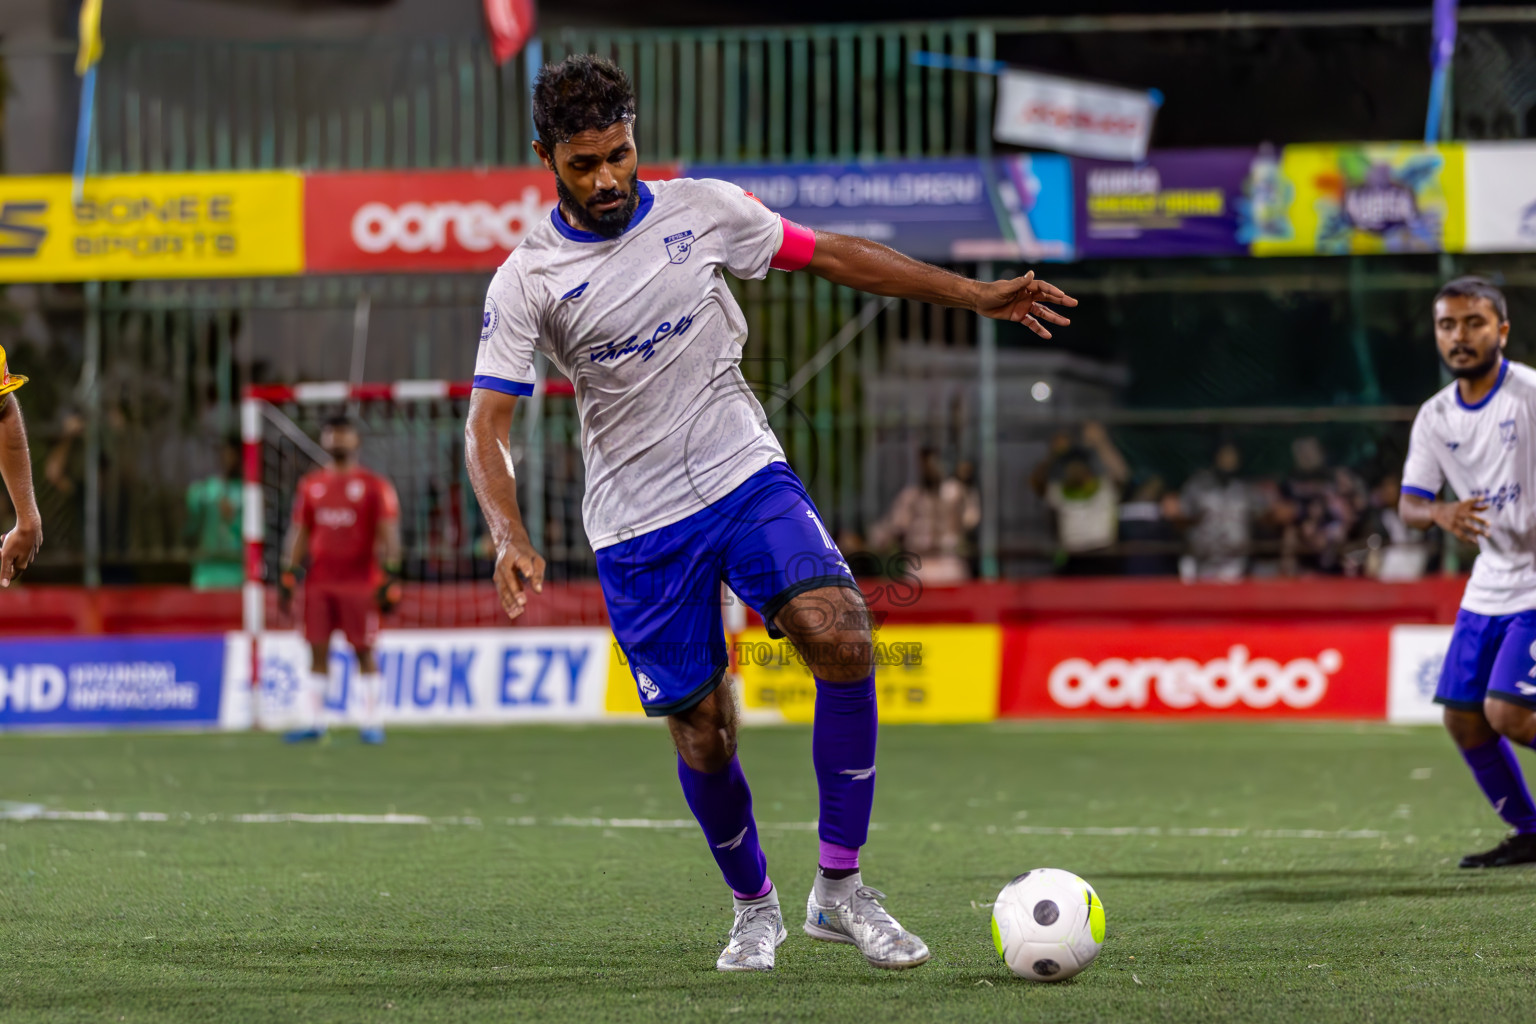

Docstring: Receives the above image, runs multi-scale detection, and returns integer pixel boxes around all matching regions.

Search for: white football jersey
[474,177,793,549]
[1402,359,1536,615]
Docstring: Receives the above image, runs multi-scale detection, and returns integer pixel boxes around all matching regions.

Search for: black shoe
[1459,832,1536,868]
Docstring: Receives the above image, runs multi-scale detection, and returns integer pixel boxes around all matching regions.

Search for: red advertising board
[999,625,1389,719]
[303,166,680,273]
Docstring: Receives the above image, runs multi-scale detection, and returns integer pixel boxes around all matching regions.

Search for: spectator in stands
[1118,475,1182,576]
[184,438,246,590]
[1170,440,1267,581]
[1031,422,1129,575]
[869,447,978,584]
[1280,436,1366,575]
[1345,470,1433,580]
[944,458,982,575]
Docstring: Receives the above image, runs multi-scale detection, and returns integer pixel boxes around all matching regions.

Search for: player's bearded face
[322,428,359,463]
[547,120,641,239]
[556,165,640,239]
[1435,296,1507,380]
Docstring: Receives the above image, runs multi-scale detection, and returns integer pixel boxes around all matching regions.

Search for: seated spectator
[1170,440,1267,582]
[1032,422,1129,575]
[1345,471,1432,580]
[1281,436,1366,575]
[941,458,982,574]
[869,448,977,584]
[1118,475,1182,576]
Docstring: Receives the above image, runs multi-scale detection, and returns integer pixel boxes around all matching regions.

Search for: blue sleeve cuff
[472,374,536,397]
[1400,485,1438,501]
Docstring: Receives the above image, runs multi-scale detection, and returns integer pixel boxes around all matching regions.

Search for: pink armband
[769,217,816,271]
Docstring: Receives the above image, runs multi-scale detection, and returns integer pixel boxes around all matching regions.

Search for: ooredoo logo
[1046,644,1343,710]
[350,188,553,254]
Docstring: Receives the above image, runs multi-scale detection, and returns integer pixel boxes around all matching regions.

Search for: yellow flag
[76,0,104,76]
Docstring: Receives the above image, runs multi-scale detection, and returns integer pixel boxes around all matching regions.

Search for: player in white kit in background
[1400,276,1536,868]
[465,55,1077,971]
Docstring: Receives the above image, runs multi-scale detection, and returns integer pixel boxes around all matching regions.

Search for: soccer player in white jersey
[1400,276,1536,869]
[465,55,1076,971]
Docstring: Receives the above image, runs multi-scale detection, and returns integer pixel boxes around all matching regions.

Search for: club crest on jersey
[481,298,500,342]
[664,229,695,264]
[1501,419,1518,449]
[347,479,367,503]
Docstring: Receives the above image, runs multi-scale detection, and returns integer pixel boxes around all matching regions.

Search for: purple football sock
[813,674,878,863]
[1461,737,1536,835]
[676,753,769,898]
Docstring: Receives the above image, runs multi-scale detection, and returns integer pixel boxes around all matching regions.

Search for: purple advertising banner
[1074,148,1259,258]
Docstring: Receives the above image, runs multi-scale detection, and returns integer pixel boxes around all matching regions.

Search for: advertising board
[689,159,1073,262]
[1462,142,1536,253]
[0,635,225,730]
[1074,149,1258,258]
[303,166,678,273]
[999,625,1390,719]
[605,624,1002,724]
[0,172,303,281]
[223,629,612,729]
[1251,143,1464,256]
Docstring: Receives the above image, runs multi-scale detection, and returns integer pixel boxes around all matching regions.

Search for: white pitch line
[0,804,1392,839]
[1008,825,1387,840]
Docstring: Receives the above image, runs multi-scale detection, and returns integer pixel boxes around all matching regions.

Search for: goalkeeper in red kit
[279,415,402,745]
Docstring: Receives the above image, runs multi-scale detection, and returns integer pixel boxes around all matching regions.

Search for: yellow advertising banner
[0,172,303,281]
[1251,143,1465,256]
[605,624,1002,724]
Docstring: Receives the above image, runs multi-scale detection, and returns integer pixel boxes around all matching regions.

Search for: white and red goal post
[239,378,584,698]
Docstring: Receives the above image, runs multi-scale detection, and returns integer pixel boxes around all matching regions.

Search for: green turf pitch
[2,722,1533,1023]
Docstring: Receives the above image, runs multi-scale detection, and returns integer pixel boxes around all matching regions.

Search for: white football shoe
[716,888,788,972]
[803,875,930,969]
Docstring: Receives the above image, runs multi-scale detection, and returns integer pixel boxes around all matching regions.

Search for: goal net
[238,379,604,713]
[236,378,751,729]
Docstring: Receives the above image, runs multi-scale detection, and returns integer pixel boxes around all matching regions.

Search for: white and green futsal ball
[991,868,1106,981]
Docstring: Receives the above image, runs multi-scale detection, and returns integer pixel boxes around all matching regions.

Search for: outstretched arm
[803,230,1077,339]
[465,388,545,621]
[0,394,41,586]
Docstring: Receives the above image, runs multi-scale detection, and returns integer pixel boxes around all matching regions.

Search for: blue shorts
[1435,608,1536,712]
[595,461,858,717]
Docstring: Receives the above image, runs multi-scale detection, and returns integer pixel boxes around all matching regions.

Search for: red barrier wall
[0,576,1467,636]
[862,576,1466,627]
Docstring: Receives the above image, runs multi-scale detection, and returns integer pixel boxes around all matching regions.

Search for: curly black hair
[532,55,636,152]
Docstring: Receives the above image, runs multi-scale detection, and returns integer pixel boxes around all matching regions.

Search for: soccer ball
[991,868,1105,981]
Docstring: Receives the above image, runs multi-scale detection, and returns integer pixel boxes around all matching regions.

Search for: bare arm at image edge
[465,388,545,621]
[0,392,42,587]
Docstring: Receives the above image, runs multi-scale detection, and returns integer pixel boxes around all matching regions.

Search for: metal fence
[4,11,1536,583]
[89,27,995,173]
